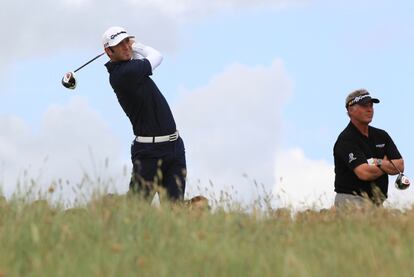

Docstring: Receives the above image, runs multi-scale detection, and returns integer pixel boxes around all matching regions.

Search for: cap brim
[358,97,380,105]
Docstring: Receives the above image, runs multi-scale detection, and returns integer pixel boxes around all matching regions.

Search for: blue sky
[1,0,414,208]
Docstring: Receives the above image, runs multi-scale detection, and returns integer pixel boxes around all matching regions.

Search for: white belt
[135,131,179,143]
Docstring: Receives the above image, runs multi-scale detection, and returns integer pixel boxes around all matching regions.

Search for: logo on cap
[347,94,370,107]
[110,31,127,40]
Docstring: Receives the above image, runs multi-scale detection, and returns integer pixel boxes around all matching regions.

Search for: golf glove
[132,42,145,60]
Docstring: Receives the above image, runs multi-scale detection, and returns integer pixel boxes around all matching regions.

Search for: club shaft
[389,160,401,174]
[74,52,105,73]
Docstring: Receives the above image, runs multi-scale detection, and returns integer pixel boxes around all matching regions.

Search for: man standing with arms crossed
[102,26,186,202]
[333,89,405,208]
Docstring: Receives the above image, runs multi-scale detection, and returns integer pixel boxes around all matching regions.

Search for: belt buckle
[169,132,178,141]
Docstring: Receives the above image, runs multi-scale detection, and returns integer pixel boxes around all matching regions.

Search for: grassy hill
[1,194,414,276]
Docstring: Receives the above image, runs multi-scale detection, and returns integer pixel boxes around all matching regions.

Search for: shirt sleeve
[384,132,402,160]
[334,138,367,170]
[115,59,153,87]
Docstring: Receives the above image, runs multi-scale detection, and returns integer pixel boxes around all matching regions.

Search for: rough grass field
[1,194,414,277]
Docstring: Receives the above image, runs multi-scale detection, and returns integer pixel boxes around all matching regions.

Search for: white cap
[102,26,134,48]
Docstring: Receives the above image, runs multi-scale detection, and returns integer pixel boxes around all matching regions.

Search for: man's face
[348,102,374,124]
[107,38,132,62]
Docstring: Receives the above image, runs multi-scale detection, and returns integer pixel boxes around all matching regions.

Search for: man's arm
[380,131,404,175]
[131,42,163,71]
[353,163,385,181]
[379,157,404,175]
[334,138,384,181]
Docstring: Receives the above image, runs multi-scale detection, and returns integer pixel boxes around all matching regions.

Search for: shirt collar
[347,121,371,138]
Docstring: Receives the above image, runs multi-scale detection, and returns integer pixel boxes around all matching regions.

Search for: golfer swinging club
[102,26,186,201]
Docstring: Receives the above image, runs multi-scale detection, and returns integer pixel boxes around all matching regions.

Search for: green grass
[1,194,414,276]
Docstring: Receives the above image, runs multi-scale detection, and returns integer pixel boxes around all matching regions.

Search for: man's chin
[120,55,132,61]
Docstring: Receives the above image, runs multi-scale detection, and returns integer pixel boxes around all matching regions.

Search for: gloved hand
[130,40,163,70]
[132,42,146,60]
[366,158,380,166]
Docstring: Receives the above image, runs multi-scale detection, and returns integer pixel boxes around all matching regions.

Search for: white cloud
[0,97,130,202]
[273,148,335,210]
[173,59,292,204]
[0,0,306,72]
[129,0,306,17]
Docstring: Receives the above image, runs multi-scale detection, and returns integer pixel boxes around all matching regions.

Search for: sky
[1,0,414,209]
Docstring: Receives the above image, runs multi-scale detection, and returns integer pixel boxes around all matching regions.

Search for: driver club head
[395,173,410,190]
[62,72,77,89]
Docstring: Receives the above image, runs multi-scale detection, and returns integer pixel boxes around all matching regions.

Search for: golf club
[62,52,105,89]
[389,160,410,190]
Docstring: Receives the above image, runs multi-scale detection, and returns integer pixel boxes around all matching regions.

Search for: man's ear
[104,47,114,57]
[346,106,354,117]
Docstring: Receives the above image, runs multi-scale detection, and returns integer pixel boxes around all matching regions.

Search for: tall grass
[1,192,414,276]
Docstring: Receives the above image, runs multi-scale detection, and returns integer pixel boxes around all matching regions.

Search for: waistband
[135,131,179,143]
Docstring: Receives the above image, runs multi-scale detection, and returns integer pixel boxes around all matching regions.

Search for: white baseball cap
[102,26,134,48]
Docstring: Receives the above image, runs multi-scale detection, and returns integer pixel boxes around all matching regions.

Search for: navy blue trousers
[129,137,186,201]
